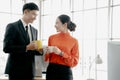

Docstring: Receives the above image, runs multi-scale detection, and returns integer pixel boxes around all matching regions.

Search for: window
[112,6,120,38]
[0,0,11,12]
[97,8,108,39]
[73,0,83,11]
[113,0,120,5]
[97,0,108,8]
[83,10,96,39]
[12,0,24,14]
[84,0,96,9]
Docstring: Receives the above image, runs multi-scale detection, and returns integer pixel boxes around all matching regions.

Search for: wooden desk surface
[0,75,46,80]
[34,76,46,80]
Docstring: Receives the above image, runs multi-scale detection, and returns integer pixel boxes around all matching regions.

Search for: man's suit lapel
[30,25,36,41]
[18,20,29,43]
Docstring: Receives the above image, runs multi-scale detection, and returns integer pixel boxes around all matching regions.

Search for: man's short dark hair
[23,2,39,13]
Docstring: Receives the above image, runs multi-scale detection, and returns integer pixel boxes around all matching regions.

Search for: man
[3,2,42,80]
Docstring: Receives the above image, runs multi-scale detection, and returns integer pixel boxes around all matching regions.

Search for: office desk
[34,76,46,80]
[0,75,46,80]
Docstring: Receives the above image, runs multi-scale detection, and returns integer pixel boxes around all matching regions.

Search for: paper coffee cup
[34,40,42,50]
[48,46,54,53]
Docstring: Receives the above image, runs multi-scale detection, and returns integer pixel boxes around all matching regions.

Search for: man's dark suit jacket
[3,20,42,77]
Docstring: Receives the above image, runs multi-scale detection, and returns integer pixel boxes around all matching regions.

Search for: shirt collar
[59,32,70,36]
[20,19,30,28]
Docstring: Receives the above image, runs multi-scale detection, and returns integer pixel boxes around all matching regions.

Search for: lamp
[87,54,103,80]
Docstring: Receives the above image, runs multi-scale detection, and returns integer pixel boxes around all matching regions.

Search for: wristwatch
[59,51,63,56]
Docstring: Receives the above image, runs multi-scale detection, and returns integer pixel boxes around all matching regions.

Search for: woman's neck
[61,29,68,33]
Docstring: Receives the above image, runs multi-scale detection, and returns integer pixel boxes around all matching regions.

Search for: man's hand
[37,48,43,54]
[26,41,38,51]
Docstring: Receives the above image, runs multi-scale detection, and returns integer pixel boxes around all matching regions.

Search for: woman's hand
[52,46,61,55]
[46,46,61,55]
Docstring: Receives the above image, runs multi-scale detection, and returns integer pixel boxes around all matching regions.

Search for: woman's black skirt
[46,63,73,80]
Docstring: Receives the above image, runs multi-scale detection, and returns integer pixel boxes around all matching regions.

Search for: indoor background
[0,0,120,80]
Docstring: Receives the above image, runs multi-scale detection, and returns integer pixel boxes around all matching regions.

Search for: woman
[45,14,79,80]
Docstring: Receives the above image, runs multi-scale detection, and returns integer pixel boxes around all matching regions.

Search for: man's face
[24,10,39,23]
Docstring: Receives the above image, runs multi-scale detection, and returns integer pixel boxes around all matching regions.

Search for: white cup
[42,46,54,53]
[48,46,54,53]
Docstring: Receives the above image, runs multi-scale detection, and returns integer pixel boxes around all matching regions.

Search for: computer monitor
[108,41,120,80]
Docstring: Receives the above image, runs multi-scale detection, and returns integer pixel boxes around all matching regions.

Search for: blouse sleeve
[62,40,79,67]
